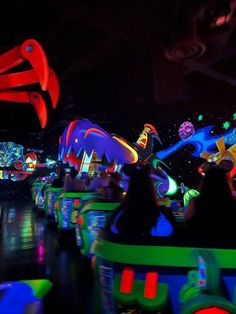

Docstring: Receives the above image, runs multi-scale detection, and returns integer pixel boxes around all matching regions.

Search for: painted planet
[178,121,195,140]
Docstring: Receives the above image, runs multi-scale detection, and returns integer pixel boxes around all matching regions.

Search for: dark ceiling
[0,0,236,154]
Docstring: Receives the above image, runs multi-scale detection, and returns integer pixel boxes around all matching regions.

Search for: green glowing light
[166,176,178,196]
[233,112,236,121]
[183,189,200,207]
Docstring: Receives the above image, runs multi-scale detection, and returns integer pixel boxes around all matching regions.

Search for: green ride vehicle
[76,200,120,257]
[93,236,236,314]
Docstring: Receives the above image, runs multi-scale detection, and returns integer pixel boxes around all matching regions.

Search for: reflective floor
[0,199,94,314]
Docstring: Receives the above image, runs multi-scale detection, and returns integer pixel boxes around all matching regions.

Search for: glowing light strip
[79,151,92,175]
[112,136,138,163]
[144,272,158,299]
[84,128,108,139]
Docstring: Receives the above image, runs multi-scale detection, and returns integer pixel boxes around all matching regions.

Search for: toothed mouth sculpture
[59,119,173,197]
[59,120,137,165]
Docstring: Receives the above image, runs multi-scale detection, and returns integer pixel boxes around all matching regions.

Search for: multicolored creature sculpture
[0,39,59,128]
[58,119,177,196]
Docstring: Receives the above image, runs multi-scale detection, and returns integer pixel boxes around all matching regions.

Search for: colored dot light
[74,199,80,206]
[77,216,84,226]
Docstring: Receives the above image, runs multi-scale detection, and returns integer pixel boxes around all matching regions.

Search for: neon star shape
[223,121,230,130]
[198,114,203,121]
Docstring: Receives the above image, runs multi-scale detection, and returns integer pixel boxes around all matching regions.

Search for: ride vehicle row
[32,180,236,313]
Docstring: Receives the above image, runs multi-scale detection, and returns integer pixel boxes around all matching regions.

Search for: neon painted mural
[0,142,24,167]
[157,126,236,160]
[0,142,56,181]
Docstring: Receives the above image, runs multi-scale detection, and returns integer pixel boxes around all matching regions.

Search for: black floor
[0,199,94,314]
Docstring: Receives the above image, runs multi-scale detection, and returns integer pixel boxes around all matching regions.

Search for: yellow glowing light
[71,210,78,224]
[112,136,138,163]
[75,138,78,143]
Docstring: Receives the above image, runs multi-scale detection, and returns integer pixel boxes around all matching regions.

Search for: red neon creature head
[0,39,60,128]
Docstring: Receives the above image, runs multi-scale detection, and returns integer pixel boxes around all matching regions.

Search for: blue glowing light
[150,213,173,236]
[198,256,207,288]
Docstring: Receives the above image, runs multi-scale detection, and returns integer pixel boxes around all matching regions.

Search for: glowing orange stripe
[113,136,138,163]
[84,128,108,139]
